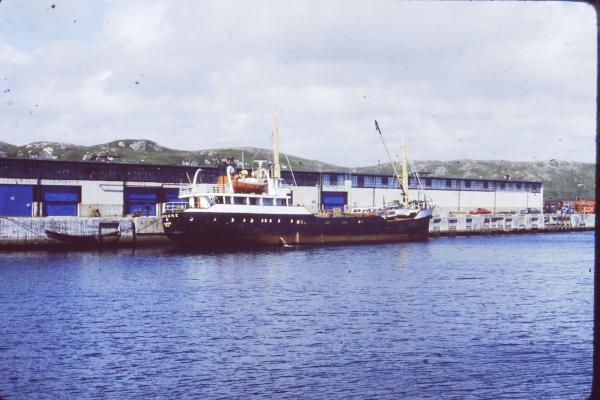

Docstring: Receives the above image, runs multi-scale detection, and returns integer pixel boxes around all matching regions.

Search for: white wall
[1,177,545,218]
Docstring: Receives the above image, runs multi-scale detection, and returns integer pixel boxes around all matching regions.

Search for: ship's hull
[162,209,431,248]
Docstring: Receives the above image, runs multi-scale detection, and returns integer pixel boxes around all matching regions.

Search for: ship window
[224,197,232,204]
[249,197,259,205]
[250,218,254,223]
[234,197,245,205]
[290,219,294,223]
[263,198,273,206]
[230,218,235,222]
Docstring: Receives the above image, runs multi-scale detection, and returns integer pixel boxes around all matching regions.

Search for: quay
[0,213,594,250]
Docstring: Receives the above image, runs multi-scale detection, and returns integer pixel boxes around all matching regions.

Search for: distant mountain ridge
[0,139,594,200]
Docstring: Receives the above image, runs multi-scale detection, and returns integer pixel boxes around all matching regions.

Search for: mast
[272,111,281,179]
[374,120,407,204]
[401,135,409,208]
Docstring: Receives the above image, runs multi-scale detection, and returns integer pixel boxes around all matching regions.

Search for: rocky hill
[0,140,594,200]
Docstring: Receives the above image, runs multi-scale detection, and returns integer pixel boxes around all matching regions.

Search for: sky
[0,1,596,167]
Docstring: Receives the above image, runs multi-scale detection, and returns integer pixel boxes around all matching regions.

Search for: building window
[470,181,483,190]
[322,174,330,186]
[337,175,345,186]
[351,175,358,187]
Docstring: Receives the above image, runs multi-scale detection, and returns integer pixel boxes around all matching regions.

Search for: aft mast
[374,120,408,206]
[401,135,409,208]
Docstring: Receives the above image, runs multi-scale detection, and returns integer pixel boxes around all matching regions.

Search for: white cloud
[0,0,595,166]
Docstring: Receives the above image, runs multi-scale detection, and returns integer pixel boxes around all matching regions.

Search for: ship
[161,119,433,248]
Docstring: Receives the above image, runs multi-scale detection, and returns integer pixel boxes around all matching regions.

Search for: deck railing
[162,202,190,213]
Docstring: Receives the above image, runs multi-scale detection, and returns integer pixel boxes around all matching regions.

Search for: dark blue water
[0,232,593,399]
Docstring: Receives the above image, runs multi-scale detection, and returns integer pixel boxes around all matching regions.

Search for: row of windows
[214,196,288,206]
[0,158,541,192]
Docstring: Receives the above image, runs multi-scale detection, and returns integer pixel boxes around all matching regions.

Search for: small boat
[231,163,268,194]
[45,229,120,247]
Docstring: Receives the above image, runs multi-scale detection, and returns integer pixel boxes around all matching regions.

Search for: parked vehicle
[561,204,575,214]
[520,208,541,215]
[468,208,492,215]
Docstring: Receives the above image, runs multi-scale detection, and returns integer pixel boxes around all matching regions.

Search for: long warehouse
[0,158,543,217]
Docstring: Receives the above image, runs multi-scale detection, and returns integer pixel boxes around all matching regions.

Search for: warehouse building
[0,158,543,217]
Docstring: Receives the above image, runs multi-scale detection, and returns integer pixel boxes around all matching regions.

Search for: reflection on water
[0,232,593,398]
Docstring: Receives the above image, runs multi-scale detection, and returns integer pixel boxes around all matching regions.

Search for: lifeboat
[232,170,267,194]
[232,179,267,194]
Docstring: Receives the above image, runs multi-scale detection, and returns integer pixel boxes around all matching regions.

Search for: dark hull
[162,211,431,248]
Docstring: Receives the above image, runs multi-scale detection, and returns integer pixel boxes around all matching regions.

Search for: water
[0,232,593,399]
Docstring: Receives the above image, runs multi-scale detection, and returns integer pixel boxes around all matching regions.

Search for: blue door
[321,191,347,210]
[163,188,181,203]
[42,186,80,216]
[0,184,34,216]
[125,187,158,216]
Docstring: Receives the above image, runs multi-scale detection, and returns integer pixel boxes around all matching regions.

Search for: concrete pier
[0,216,168,249]
[0,213,594,250]
[429,213,594,237]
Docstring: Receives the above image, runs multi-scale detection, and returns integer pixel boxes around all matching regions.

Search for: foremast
[374,120,409,208]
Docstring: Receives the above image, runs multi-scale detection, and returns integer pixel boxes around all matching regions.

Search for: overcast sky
[0,1,596,167]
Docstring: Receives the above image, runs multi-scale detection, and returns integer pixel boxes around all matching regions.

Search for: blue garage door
[125,187,158,216]
[322,191,346,210]
[0,184,34,216]
[42,186,80,216]
[163,188,181,203]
